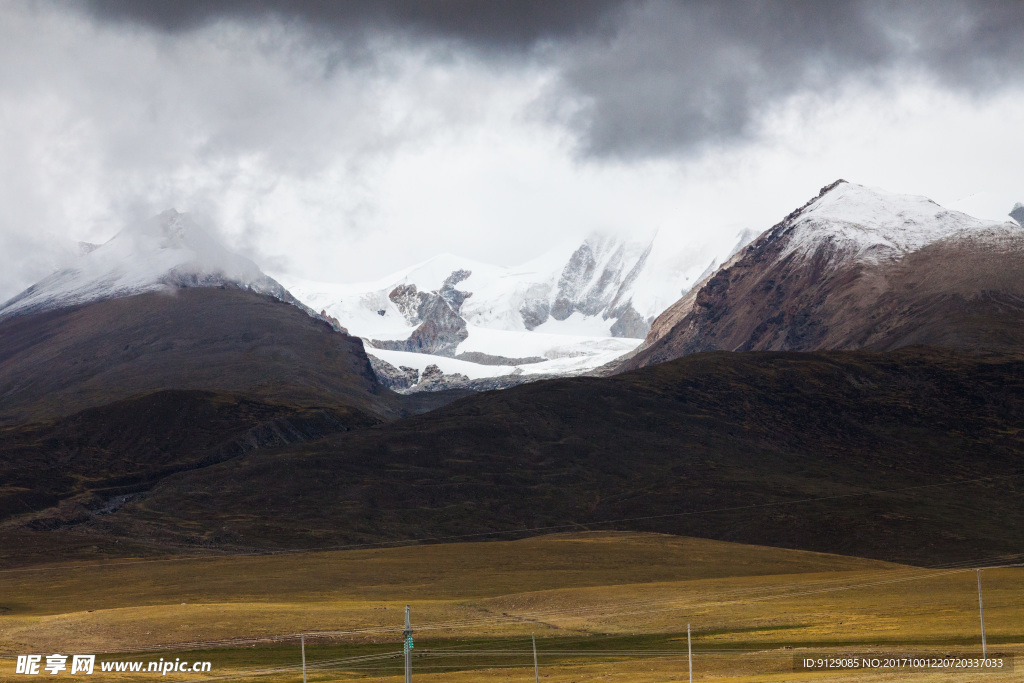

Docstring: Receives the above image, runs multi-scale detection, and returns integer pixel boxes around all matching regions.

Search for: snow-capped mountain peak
[0,209,290,318]
[619,181,1024,374]
[776,180,1000,264]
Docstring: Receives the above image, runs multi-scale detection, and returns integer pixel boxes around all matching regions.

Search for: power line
[42,555,1024,656]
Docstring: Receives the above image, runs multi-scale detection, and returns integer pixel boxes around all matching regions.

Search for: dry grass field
[1,532,1020,681]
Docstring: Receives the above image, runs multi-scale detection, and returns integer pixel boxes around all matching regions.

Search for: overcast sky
[1,0,1022,299]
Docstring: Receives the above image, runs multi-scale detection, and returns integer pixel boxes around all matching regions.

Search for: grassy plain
[1,532,1020,681]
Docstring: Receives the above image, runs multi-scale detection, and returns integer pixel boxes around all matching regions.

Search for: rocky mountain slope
[618,181,1024,371]
[0,211,467,424]
[0,227,470,524]
[0,390,380,525]
[0,288,407,425]
[55,346,1024,566]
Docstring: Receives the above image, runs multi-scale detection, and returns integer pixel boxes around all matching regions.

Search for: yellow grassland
[0,532,1020,681]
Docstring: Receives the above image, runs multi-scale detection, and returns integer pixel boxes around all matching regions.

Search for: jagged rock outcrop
[454,371,563,392]
[319,309,348,334]
[286,232,730,378]
[366,355,562,394]
[519,302,550,330]
[399,363,562,393]
[367,355,420,391]
[389,284,423,324]
[372,297,468,356]
[372,271,472,356]
[439,269,472,311]
[413,364,471,391]
[1011,202,1024,226]
[406,295,469,356]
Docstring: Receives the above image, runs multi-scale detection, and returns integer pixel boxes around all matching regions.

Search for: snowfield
[366,339,639,380]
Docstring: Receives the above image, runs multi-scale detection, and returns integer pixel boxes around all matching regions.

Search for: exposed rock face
[551,242,598,319]
[1011,202,1024,227]
[401,363,562,393]
[372,271,472,356]
[367,355,420,391]
[367,354,561,394]
[406,295,469,355]
[519,294,550,331]
[439,269,472,311]
[608,302,649,338]
[413,364,470,391]
[287,232,722,359]
[453,372,563,392]
[536,235,654,339]
[389,284,423,324]
[618,180,1024,372]
[319,309,348,334]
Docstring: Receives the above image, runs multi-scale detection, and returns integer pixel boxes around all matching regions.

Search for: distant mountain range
[0,206,753,394]
[280,231,749,391]
[2,181,1023,568]
[6,183,1018,393]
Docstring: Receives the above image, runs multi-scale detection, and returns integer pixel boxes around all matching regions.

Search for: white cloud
[0,2,1020,303]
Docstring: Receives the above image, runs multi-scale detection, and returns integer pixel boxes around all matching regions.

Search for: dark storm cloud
[78,0,1024,159]
[556,0,1024,158]
[559,1,893,157]
[82,0,625,49]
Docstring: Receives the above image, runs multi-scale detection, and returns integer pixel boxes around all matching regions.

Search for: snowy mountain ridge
[7,181,1007,393]
[776,180,1015,265]
[0,209,296,319]
[619,181,1024,373]
[278,230,742,390]
[282,231,731,343]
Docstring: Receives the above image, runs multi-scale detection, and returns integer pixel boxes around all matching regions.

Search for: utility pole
[301,634,307,683]
[403,605,413,683]
[532,634,539,683]
[687,623,693,683]
[977,569,987,659]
